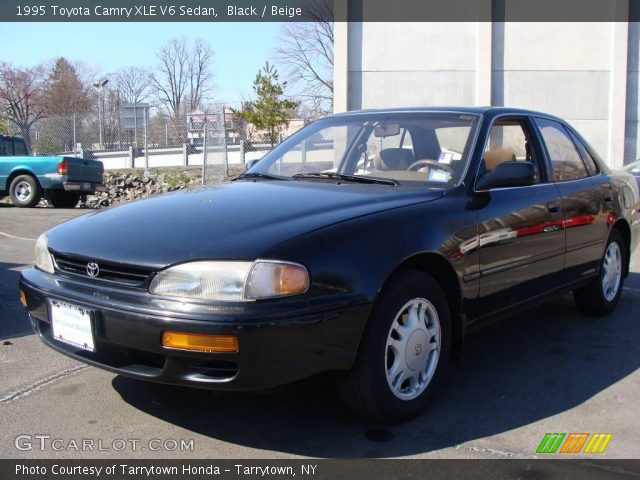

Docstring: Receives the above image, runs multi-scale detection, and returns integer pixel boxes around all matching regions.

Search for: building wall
[336,21,640,167]
[346,23,478,109]
[626,22,640,164]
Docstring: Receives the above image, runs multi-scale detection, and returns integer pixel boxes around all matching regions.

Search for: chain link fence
[623,136,640,166]
[6,106,307,183]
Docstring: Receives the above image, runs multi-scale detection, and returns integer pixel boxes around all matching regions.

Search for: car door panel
[474,184,565,318]
[472,115,566,319]
[555,176,613,277]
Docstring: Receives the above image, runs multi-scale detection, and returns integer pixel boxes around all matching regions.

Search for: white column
[608,20,629,168]
[475,21,493,106]
[333,21,349,113]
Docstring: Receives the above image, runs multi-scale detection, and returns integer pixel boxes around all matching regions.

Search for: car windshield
[246,112,481,187]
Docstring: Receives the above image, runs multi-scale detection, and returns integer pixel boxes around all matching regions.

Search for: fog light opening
[161,331,239,353]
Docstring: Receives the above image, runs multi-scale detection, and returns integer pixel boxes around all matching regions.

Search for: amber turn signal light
[161,331,239,353]
[19,290,27,307]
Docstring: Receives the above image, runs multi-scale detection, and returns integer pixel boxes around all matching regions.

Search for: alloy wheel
[385,297,441,400]
[602,241,622,302]
[15,181,32,202]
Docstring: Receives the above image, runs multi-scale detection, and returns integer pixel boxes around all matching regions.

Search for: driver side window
[482,120,541,184]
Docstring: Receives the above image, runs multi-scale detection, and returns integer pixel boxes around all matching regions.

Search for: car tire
[336,269,451,423]
[48,191,81,209]
[9,174,42,208]
[573,229,626,316]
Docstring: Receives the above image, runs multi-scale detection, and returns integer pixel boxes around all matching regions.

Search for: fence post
[301,138,307,164]
[202,122,207,185]
[183,143,188,166]
[143,107,149,171]
[72,112,77,156]
[239,139,245,164]
[129,146,134,168]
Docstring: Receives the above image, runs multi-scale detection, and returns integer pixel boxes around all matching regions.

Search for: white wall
[337,21,640,166]
[347,23,478,109]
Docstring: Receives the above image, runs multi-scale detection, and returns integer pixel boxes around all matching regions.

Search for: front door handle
[547,201,561,213]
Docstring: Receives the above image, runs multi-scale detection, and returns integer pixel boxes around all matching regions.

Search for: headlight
[149,260,309,301]
[34,234,55,274]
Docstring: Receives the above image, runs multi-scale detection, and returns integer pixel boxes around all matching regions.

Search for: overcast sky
[0,22,282,105]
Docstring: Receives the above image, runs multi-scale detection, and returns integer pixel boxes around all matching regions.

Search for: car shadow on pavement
[112,274,640,458]
[0,261,32,340]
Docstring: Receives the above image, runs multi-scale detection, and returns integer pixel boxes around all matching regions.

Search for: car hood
[47,180,443,269]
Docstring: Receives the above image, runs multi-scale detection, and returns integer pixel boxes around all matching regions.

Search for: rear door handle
[547,201,561,213]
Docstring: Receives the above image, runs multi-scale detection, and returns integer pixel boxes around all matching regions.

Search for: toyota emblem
[86,262,100,277]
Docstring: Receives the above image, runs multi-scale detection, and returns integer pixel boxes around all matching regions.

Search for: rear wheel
[9,175,41,208]
[336,269,451,423]
[48,191,81,208]
[573,229,626,315]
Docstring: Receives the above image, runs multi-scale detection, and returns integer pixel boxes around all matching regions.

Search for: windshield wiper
[292,172,398,186]
[234,172,290,181]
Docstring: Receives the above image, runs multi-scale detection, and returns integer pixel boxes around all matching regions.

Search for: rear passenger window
[567,130,599,176]
[12,140,27,156]
[535,118,589,182]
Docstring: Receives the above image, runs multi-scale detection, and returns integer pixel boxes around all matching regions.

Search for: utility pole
[93,78,108,149]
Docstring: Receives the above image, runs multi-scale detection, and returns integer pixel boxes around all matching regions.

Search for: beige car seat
[483,148,516,171]
[374,148,415,171]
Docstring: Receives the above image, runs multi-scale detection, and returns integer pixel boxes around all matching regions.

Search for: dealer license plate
[50,300,95,352]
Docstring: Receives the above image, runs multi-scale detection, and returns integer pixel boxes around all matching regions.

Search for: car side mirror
[246,158,260,170]
[476,161,535,190]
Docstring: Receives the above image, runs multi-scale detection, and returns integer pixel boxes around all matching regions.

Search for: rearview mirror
[476,161,535,190]
[374,123,400,138]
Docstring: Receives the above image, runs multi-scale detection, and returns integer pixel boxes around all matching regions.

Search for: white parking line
[0,231,36,242]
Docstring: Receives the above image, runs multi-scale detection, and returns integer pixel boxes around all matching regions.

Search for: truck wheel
[336,269,451,423]
[48,191,81,209]
[573,229,626,315]
[9,175,42,208]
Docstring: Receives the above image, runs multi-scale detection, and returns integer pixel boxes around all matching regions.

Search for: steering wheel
[406,159,453,174]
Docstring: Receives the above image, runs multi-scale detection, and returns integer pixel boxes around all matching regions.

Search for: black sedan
[19,107,640,422]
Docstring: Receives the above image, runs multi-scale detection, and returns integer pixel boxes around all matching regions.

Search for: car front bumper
[19,267,371,391]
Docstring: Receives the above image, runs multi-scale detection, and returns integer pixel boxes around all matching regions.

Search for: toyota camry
[19,107,640,422]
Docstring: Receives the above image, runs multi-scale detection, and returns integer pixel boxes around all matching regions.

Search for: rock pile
[81,166,244,209]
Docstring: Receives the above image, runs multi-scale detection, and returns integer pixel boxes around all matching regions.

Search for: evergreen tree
[234,62,298,146]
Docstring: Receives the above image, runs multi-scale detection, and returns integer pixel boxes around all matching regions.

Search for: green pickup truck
[0,134,104,208]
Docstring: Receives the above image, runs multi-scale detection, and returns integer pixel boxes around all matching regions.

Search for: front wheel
[336,269,451,423]
[9,175,42,208]
[573,229,626,315]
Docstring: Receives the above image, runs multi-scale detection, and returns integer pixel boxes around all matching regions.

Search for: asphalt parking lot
[0,204,638,459]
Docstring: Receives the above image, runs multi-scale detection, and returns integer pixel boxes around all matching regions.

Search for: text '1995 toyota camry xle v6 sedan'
[19,107,640,422]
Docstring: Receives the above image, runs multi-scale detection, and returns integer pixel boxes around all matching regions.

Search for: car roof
[0,134,25,141]
[331,106,564,121]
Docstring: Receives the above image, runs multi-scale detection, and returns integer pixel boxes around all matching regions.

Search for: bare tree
[111,66,151,104]
[150,38,214,121]
[0,63,47,150]
[186,39,214,112]
[275,1,333,116]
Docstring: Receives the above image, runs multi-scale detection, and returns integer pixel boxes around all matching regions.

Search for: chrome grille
[52,254,152,287]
